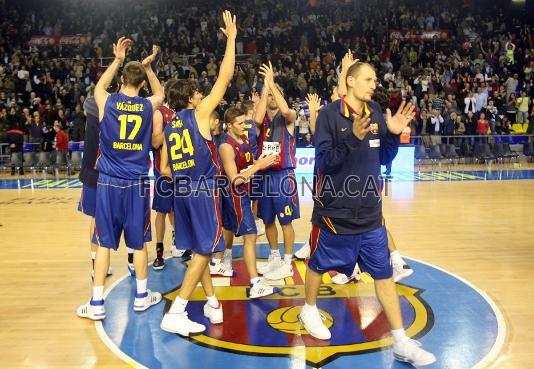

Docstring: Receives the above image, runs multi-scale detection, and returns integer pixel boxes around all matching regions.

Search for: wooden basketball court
[0,175,533,368]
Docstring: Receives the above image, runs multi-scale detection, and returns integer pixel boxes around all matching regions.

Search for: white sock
[92,286,104,301]
[169,296,188,314]
[303,303,317,312]
[224,249,232,257]
[270,249,281,258]
[206,295,219,308]
[283,254,292,264]
[136,278,147,295]
[91,251,96,260]
[250,277,261,285]
[126,247,134,255]
[390,250,404,266]
[391,328,407,343]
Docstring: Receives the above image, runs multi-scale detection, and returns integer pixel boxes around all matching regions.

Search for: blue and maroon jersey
[164,108,220,181]
[257,112,296,171]
[153,105,175,173]
[243,118,258,158]
[222,133,254,193]
[96,92,153,179]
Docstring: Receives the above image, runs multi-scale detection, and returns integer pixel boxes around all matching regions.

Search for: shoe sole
[249,287,280,299]
[263,271,293,280]
[393,353,436,366]
[134,298,162,312]
[298,314,331,340]
[393,269,414,283]
[160,323,205,337]
[77,312,106,321]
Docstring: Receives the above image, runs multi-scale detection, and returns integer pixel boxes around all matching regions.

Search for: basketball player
[78,90,114,279]
[253,62,300,281]
[77,39,164,320]
[299,62,435,366]
[151,79,188,270]
[159,10,237,336]
[210,107,278,298]
[294,52,413,284]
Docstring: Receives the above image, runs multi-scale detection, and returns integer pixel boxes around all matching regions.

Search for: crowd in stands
[0,0,533,156]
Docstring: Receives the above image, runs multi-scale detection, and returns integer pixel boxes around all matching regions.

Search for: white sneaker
[393,263,414,283]
[133,289,162,312]
[76,299,106,320]
[203,302,224,324]
[294,243,310,260]
[263,260,293,280]
[171,246,192,258]
[257,254,281,275]
[255,219,265,236]
[222,250,233,270]
[393,337,436,366]
[331,273,354,285]
[209,261,235,277]
[299,306,331,340]
[161,312,206,336]
[91,266,113,279]
[249,280,279,299]
[127,263,135,277]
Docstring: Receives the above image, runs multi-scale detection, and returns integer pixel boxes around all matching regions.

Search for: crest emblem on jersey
[369,123,379,135]
[162,258,432,367]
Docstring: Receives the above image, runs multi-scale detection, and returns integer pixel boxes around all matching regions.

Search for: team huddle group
[76,11,436,367]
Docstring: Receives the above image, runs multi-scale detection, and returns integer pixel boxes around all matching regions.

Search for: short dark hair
[122,61,146,88]
[164,78,179,106]
[224,107,245,125]
[242,100,254,114]
[372,85,389,111]
[173,79,200,111]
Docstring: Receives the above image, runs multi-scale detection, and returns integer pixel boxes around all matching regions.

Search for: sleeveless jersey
[243,118,258,158]
[257,111,296,170]
[153,105,175,173]
[96,92,153,179]
[164,108,220,181]
[222,133,254,193]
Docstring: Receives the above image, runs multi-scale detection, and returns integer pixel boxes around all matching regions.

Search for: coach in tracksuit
[299,62,436,366]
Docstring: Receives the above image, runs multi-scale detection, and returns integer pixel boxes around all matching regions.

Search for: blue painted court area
[1,169,534,190]
[95,243,504,369]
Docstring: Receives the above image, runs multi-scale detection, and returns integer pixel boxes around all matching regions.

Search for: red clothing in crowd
[55,130,69,152]
[476,119,489,135]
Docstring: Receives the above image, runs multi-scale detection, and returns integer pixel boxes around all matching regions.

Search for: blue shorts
[173,183,225,255]
[308,224,392,280]
[257,169,300,225]
[92,173,151,250]
[78,184,96,217]
[152,171,173,214]
[222,192,257,236]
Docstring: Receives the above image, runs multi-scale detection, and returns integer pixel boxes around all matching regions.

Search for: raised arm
[196,11,237,128]
[253,83,268,126]
[141,45,165,111]
[95,37,131,121]
[337,50,359,99]
[260,62,296,123]
[306,93,321,134]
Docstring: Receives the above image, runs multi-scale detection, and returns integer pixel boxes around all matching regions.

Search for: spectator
[516,90,530,125]
[476,112,490,139]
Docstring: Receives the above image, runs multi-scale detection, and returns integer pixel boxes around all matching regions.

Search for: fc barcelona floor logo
[97,243,505,369]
